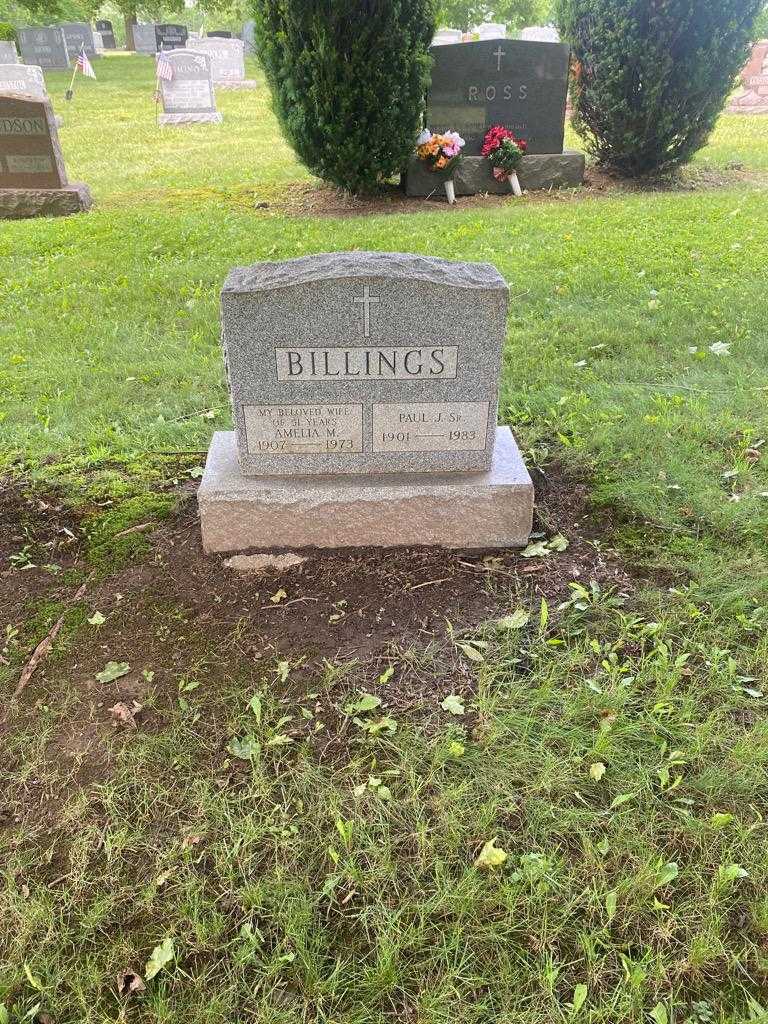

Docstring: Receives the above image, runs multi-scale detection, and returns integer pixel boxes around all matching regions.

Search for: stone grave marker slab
[476,23,506,40]
[199,251,534,552]
[0,63,64,127]
[0,41,19,63]
[156,24,188,50]
[159,49,222,124]
[433,28,462,45]
[133,24,158,53]
[18,27,69,70]
[519,25,560,42]
[0,92,91,216]
[207,31,232,38]
[59,23,98,58]
[95,20,116,48]
[729,41,768,113]
[242,20,256,54]
[188,37,255,88]
[427,38,570,154]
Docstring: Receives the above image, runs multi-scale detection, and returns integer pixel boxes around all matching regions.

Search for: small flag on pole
[76,47,96,79]
[156,53,174,81]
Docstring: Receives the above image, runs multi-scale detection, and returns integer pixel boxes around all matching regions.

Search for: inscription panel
[275,346,458,382]
[244,403,363,456]
[373,402,489,453]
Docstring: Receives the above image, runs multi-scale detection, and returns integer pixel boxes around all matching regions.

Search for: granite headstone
[0,92,91,216]
[476,23,506,40]
[158,49,222,124]
[519,25,560,42]
[199,252,534,551]
[59,23,98,58]
[433,28,463,45]
[95,19,117,48]
[728,40,768,114]
[187,37,255,87]
[207,30,232,38]
[18,27,69,70]
[427,38,569,154]
[242,20,256,54]
[156,24,188,50]
[0,41,19,63]
[0,63,64,127]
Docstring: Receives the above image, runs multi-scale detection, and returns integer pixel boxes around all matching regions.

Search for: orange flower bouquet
[415,128,465,203]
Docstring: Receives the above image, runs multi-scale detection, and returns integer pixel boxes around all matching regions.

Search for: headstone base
[0,182,92,219]
[405,151,585,197]
[159,112,223,125]
[199,427,534,553]
[215,79,258,90]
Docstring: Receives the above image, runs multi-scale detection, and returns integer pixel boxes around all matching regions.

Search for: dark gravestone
[427,38,569,155]
[207,31,232,38]
[95,20,117,48]
[59,22,98,59]
[156,24,188,50]
[18,27,69,70]
[0,92,92,216]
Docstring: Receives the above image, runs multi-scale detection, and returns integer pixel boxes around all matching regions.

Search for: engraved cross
[353,285,379,338]
[493,44,505,71]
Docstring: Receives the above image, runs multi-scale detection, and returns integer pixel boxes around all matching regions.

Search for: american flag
[156,54,174,81]
[76,47,96,79]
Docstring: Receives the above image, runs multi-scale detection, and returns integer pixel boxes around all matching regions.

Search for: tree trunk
[125,12,137,51]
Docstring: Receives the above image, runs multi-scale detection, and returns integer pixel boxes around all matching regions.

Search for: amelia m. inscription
[244,404,363,455]
[220,252,508,476]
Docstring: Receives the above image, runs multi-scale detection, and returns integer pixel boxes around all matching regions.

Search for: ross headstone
[0,92,92,217]
[59,23,98,59]
[427,38,570,155]
[198,252,534,552]
[476,23,506,40]
[95,19,116,48]
[207,30,232,38]
[155,24,188,50]
[132,24,158,54]
[0,41,19,63]
[158,49,222,125]
[187,37,256,88]
[432,28,463,46]
[519,25,560,42]
[728,40,768,114]
[242,20,256,54]
[18,27,69,70]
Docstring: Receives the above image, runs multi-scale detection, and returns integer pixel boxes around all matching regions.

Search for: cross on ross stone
[353,285,380,338]
[493,44,505,71]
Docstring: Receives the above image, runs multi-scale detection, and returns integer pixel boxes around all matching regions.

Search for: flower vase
[444,179,456,204]
[508,171,522,197]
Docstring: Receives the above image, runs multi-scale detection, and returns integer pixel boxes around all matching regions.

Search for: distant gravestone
[0,92,91,217]
[207,31,232,38]
[155,24,188,50]
[432,28,463,45]
[476,23,506,40]
[18,27,69,70]
[95,19,116,48]
[519,25,560,42]
[729,40,768,114]
[0,63,64,127]
[93,32,105,52]
[0,41,19,63]
[158,49,222,125]
[59,23,98,58]
[242,20,256,54]
[198,251,534,552]
[427,38,570,154]
[132,24,157,54]
[188,37,256,88]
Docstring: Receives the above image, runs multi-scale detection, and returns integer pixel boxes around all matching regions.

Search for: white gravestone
[0,63,63,126]
[0,41,19,63]
[159,50,222,125]
[433,29,463,45]
[187,37,256,88]
[519,25,561,42]
[476,23,506,40]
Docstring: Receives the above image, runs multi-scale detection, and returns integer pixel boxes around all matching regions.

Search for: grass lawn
[2,53,768,1024]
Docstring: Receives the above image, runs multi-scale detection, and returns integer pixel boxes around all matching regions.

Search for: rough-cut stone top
[223,252,507,294]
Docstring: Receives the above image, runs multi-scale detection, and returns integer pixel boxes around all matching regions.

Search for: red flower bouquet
[482,125,528,195]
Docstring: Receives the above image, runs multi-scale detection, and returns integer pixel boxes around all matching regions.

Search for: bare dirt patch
[1,465,636,819]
